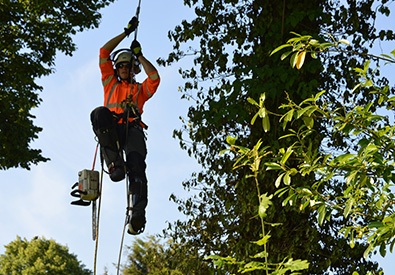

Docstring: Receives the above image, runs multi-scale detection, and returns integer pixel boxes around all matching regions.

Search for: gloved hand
[124,16,138,36]
[131,40,142,58]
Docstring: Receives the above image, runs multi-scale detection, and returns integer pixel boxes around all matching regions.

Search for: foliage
[208,138,309,274]
[216,37,395,274]
[0,236,91,275]
[0,0,115,170]
[270,32,395,70]
[159,0,395,274]
[269,36,395,258]
[123,235,211,275]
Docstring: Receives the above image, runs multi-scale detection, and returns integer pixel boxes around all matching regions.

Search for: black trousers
[90,106,148,194]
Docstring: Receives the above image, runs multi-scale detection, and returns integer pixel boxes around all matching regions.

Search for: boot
[127,178,147,235]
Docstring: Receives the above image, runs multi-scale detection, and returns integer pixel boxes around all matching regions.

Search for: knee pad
[91,107,118,148]
[90,107,115,130]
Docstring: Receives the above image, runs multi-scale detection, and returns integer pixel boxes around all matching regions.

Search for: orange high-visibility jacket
[99,47,160,117]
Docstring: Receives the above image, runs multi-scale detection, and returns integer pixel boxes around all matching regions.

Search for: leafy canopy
[0,236,91,275]
[0,0,115,170]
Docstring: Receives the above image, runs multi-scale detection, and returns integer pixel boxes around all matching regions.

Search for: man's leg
[90,107,125,182]
[125,126,148,234]
[127,151,148,234]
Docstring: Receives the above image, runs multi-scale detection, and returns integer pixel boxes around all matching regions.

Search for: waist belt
[112,112,148,130]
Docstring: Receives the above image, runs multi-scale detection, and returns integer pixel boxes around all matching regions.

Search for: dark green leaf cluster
[0,0,115,170]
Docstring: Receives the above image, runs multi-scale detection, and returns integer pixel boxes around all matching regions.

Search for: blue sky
[0,1,394,274]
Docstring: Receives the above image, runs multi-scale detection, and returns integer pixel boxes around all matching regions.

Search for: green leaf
[380,242,387,257]
[251,112,259,125]
[280,147,294,165]
[226,136,237,145]
[281,109,294,124]
[317,204,326,225]
[275,187,289,197]
[338,39,350,45]
[350,232,355,249]
[275,173,284,188]
[259,93,266,106]
[252,251,269,259]
[205,255,237,267]
[290,52,298,68]
[380,53,394,61]
[346,170,358,185]
[282,191,296,206]
[368,221,384,228]
[254,235,271,246]
[270,44,293,56]
[308,39,320,47]
[283,258,310,272]
[283,172,291,185]
[259,193,273,219]
[332,153,354,164]
[247,97,259,106]
[281,50,293,61]
[262,114,270,132]
[265,162,283,170]
[302,116,314,129]
[344,198,354,218]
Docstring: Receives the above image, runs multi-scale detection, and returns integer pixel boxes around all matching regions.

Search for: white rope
[93,169,103,275]
[93,143,103,275]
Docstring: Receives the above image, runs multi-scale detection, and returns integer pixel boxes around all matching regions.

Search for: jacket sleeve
[140,71,161,102]
[99,48,115,87]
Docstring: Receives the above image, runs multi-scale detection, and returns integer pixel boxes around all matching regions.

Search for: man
[90,17,160,235]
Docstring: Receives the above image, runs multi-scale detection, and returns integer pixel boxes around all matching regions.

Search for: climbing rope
[134,0,142,40]
[116,88,134,275]
[93,169,104,275]
[131,0,142,80]
[116,183,129,275]
[92,142,103,275]
[93,1,143,274]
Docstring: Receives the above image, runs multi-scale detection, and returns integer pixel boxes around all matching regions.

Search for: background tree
[123,235,211,275]
[0,236,91,275]
[0,0,115,170]
[159,0,394,274]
